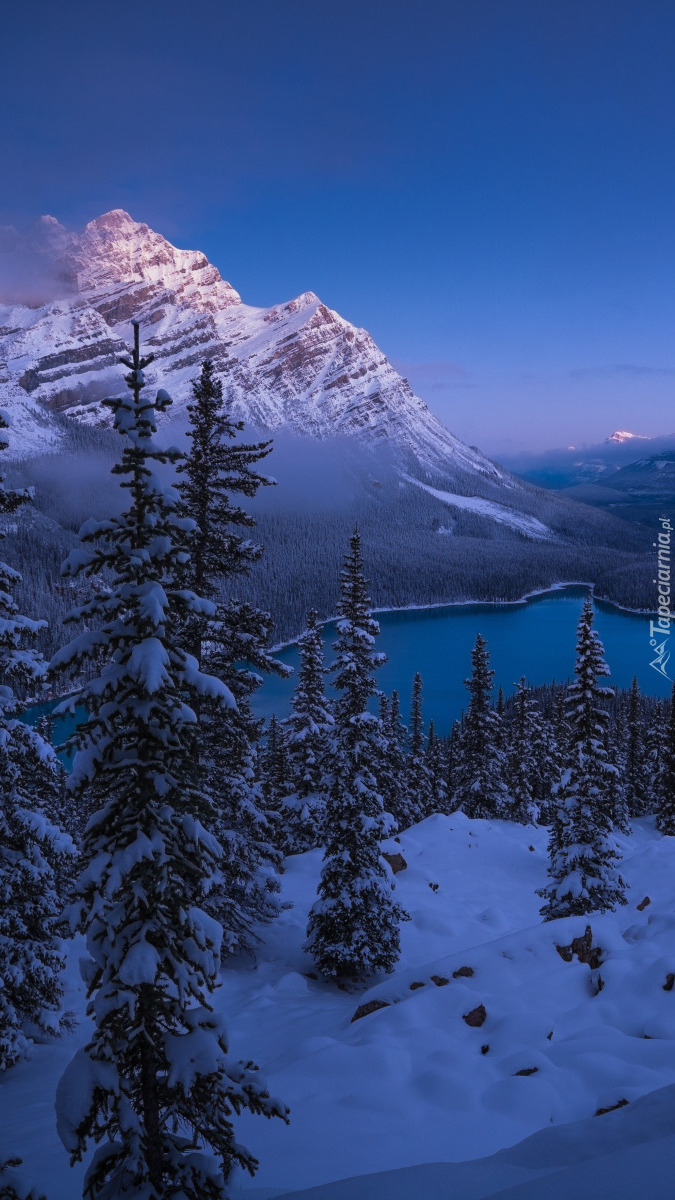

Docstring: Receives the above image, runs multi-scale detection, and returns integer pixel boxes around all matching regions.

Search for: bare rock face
[351,999,390,1023]
[555,926,603,971]
[463,1004,486,1028]
[382,852,407,874]
[0,209,506,481]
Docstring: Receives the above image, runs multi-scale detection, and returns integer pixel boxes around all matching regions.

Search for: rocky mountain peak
[69,210,241,317]
[0,211,507,484]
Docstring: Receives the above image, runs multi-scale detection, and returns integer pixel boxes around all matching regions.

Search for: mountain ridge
[0,209,504,483]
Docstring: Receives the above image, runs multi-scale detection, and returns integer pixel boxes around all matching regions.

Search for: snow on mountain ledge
[0,210,504,481]
[404,476,552,540]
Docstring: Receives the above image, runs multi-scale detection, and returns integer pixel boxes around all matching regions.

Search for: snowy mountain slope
[4,813,675,1199]
[404,476,553,540]
[0,210,503,480]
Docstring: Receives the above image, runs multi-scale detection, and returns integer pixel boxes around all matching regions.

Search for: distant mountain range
[501,433,675,489]
[500,434,675,526]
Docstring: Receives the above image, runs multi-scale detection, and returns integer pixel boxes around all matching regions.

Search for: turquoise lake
[256,586,672,733]
[22,586,672,749]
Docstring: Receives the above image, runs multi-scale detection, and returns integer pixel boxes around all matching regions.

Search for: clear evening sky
[2,0,674,453]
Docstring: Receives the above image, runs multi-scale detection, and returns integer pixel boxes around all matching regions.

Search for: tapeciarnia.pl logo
[650,515,672,680]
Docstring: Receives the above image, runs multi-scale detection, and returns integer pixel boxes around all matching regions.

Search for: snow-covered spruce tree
[200,600,289,954]
[505,678,543,825]
[279,610,333,853]
[175,358,290,955]
[306,528,407,983]
[656,684,675,834]
[175,358,274,605]
[426,720,449,814]
[260,713,289,809]
[539,595,626,920]
[645,699,666,812]
[625,677,649,816]
[0,412,71,1071]
[445,719,462,810]
[51,327,288,1200]
[376,690,412,829]
[0,1157,47,1200]
[454,634,508,820]
[405,673,433,821]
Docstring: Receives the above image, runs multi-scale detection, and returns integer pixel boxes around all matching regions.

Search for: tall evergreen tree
[306,529,407,983]
[405,673,433,821]
[537,687,568,824]
[445,719,462,811]
[506,678,542,825]
[383,690,413,828]
[656,684,675,834]
[51,327,287,1200]
[374,692,409,830]
[426,720,449,814]
[539,595,626,920]
[0,412,71,1070]
[279,609,334,853]
[175,358,273,604]
[625,677,649,816]
[454,634,508,819]
[260,714,289,811]
[175,358,290,954]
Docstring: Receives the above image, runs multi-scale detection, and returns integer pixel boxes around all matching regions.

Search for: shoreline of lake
[271,580,654,652]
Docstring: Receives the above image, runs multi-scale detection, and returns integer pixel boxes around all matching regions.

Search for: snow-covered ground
[3,813,675,1198]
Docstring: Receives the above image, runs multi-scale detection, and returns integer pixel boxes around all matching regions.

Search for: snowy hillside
[0,210,502,480]
[4,813,675,1199]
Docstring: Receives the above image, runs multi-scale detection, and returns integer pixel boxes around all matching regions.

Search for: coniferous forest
[1,337,673,1198]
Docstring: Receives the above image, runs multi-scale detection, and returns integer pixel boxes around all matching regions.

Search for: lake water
[22,586,671,748]
[255,586,672,733]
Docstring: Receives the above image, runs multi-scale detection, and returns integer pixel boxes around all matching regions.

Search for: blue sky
[2,0,674,452]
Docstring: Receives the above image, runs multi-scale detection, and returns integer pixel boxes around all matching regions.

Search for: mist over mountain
[501,432,675,490]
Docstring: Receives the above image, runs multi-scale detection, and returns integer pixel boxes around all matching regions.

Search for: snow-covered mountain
[606,430,653,445]
[0,209,501,481]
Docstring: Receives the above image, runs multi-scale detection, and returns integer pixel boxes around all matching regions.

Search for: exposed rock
[636,895,651,911]
[595,1099,628,1116]
[453,966,474,979]
[663,973,675,992]
[430,975,449,987]
[428,882,439,893]
[514,1067,539,1076]
[463,1004,486,1028]
[481,1044,490,1055]
[555,925,602,970]
[410,981,425,991]
[528,845,535,852]
[351,999,390,1023]
[383,852,407,875]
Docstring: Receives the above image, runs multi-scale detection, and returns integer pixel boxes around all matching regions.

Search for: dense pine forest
[0,341,672,1198]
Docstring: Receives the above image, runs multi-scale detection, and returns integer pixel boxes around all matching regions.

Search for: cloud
[391,359,474,392]
[570,363,675,380]
[392,358,468,380]
[0,215,76,306]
